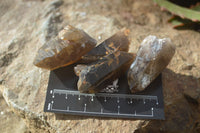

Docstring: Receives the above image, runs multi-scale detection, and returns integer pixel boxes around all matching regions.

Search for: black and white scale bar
[52,89,159,102]
[49,104,155,118]
[44,64,165,120]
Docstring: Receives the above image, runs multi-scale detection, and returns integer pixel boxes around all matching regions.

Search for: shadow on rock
[55,68,200,132]
[135,68,200,133]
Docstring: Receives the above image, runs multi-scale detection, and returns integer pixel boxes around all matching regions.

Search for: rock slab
[0,0,200,133]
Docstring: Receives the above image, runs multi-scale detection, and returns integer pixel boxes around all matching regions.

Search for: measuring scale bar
[52,89,159,101]
[44,64,165,120]
[46,89,161,119]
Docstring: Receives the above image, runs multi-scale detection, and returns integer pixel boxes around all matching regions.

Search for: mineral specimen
[78,51,135,93]
[33,25,97,70]
[127,35,175,93]
[74,64,87,76]
[80,28,130,63]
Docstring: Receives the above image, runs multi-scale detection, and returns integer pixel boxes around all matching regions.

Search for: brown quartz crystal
[33,25,96,70]
[80,28,130,63]
[127,35,175,93]
[78,51,135,93]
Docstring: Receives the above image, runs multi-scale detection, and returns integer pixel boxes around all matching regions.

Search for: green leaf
[154,0,200,21]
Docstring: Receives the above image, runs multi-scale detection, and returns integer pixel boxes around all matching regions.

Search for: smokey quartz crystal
[78,51,135,93]
[127,35,175,93]
[80,28,130,63]
[33,25,96,70]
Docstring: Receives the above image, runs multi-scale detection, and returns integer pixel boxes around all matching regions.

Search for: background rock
[0,0,200,132]
[0,92,28,133]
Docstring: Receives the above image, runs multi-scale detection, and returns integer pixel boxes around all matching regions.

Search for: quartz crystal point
[78,51,135,93]
[80,28,130,63]
[128,35,175,93]
[33,25,97,70]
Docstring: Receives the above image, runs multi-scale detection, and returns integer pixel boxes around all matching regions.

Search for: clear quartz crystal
[128,35,175,93]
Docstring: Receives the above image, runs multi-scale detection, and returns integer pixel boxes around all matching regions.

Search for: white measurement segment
[52,89,158,102]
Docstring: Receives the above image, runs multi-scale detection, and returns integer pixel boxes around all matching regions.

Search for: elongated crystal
[80,28,130,63]
[78,51,135,93]
[33,25,96,70]
[128,35,175,93]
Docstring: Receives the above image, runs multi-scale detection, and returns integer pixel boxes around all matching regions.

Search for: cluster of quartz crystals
[127,35,175,93]
[34,25,133,93]
[75,29,134,93]
[33,25,175,93]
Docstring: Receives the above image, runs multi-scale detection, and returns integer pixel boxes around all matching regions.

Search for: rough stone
[80,28,130,63]
[33,25,97,70]
[128,35,175,93]
[78,51,135,93]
